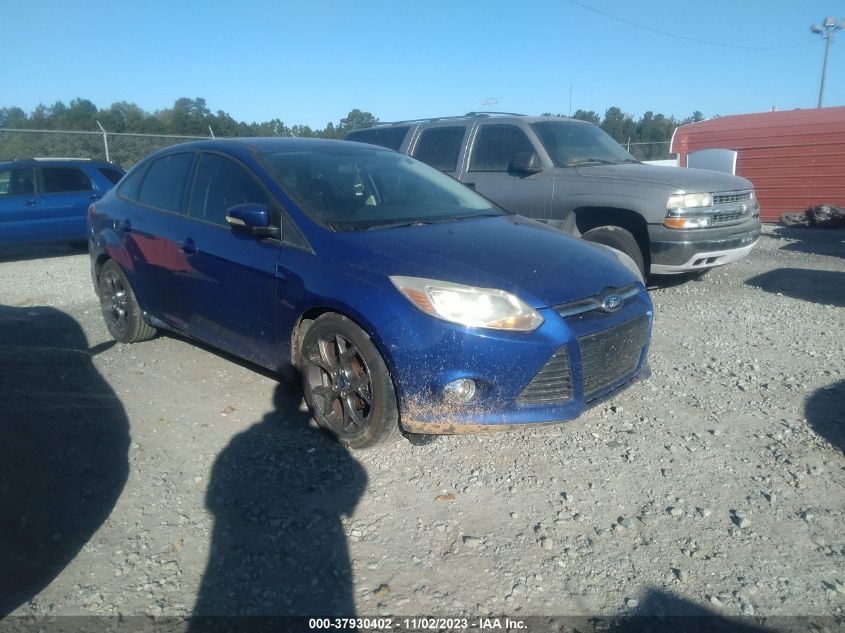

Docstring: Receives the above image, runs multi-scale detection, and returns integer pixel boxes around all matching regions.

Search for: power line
[567,0,807,50]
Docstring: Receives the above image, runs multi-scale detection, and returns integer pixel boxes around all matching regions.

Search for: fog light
[443,379,477,403]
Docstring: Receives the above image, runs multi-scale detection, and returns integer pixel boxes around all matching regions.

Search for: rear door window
[412,126,466,172]
[137,153,194,213]
[117,164,147,202]
[469,125,535,172]
[0,168,35,196]
[345,126,410,150]
[40,167,92,193]
[189,153,269,226]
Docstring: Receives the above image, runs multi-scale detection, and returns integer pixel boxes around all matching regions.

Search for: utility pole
[811,17,844,108]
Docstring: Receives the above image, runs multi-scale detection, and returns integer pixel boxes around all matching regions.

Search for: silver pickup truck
[346,113,762,277]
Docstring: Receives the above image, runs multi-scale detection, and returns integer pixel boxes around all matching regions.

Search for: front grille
[578,314,649,401]
[712,210,746,224]
[553,284,640,318]
[713,191,752,205]
[517,346,572,404]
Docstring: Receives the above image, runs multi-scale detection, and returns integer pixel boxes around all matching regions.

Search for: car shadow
[648,271,709,290]
[0,242,88,263]
[745,268,845,307]
[805,380,845,453]
[767,226,845,259]
[0,304,128,616]
[191,380,367,619]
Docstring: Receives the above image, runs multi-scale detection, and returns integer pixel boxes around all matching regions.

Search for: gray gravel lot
[0,225,843,621]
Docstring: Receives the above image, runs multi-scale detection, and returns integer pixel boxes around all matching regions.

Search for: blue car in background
[88,138,652,448]
[0,158,124,245]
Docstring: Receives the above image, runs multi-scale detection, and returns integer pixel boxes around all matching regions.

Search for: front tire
[582,225,647,279]
[98,260,157,343]
[299,313,400,449]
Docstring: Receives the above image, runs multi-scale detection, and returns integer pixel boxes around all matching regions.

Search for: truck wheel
[299,313,400,449]
[582,226,647,278]
[98,260,157,343]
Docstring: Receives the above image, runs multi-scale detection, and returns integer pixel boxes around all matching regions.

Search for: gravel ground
[0,225,843,622]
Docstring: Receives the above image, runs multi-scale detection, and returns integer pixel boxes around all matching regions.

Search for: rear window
[0,168,35,196]
[41,167,92,193]
[98,167,124,185]
[412,126,466,172]
[137,153,194,213]
[345,126,410,151]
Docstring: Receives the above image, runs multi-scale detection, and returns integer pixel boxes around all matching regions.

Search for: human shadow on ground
[0,304,128,616]
[746,268,845,308]
[767,226,845,259]
[192,381,367,619]
[805,380,845,453]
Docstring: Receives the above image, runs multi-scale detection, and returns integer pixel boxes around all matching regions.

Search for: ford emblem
[601,294,623,313]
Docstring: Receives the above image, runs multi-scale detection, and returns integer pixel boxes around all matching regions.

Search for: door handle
[89,193,102,200]
[24,199,39,206]
[181,238,197,255]
[117,218,131,232]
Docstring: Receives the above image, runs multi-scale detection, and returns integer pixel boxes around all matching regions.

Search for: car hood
[326,215,639,308]
[572,163,754,192]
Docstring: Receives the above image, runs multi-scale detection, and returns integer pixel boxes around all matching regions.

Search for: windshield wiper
[365,213,500,231]
[364,220,433,231]
[566,158,617,166]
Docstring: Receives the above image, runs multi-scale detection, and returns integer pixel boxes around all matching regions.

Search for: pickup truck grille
[578,314,649,401]
[712,210,747,224]
[517,346,572,404]
[713,191,752,205]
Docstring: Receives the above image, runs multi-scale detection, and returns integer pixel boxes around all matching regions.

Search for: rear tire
[582,225,647,279]
[98,260,157,343]
[299,313,400,449]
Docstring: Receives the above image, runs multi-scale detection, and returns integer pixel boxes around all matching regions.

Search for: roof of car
[0,158,122,168]
[131,137,394,164]
[347,113,593,129]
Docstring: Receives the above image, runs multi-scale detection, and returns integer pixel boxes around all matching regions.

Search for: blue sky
[3,0,844,127]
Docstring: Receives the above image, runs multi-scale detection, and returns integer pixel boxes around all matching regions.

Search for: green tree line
[0,97,378,139]
[1,97,704,162]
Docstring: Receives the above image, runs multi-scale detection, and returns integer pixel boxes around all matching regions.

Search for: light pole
[811,17,845,108]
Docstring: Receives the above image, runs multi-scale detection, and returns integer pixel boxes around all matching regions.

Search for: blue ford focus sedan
[88,138,652,448]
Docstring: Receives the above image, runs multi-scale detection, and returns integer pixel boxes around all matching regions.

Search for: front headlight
[390,276,543,331]
[665,191,714,229]
[667,192,713,209]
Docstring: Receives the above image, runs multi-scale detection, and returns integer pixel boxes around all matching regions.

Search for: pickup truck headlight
[667,192,713,209]
[664,192,714,229]
[390,276,543,331]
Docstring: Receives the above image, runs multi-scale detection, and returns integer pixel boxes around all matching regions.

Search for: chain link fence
[0,128,215,168]
[624,140,673,161]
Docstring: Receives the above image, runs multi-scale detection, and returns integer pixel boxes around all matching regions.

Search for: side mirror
[509,151,543,175]
[225,203,279,238]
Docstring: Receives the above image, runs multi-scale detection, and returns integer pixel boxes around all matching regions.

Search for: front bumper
[374,289,653,434]
[648,219,761,274]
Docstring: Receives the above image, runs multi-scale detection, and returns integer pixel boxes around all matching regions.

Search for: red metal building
[671,106,845,222]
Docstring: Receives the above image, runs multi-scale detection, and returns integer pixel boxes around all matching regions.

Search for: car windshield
[531,121,638,167]
[260,148,503,231]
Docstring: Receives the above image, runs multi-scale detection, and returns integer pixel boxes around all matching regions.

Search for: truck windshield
[261,148,502,231]
[531,121,638,168]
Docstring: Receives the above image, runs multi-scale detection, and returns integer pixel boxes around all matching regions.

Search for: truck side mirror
[509,151,543,175]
